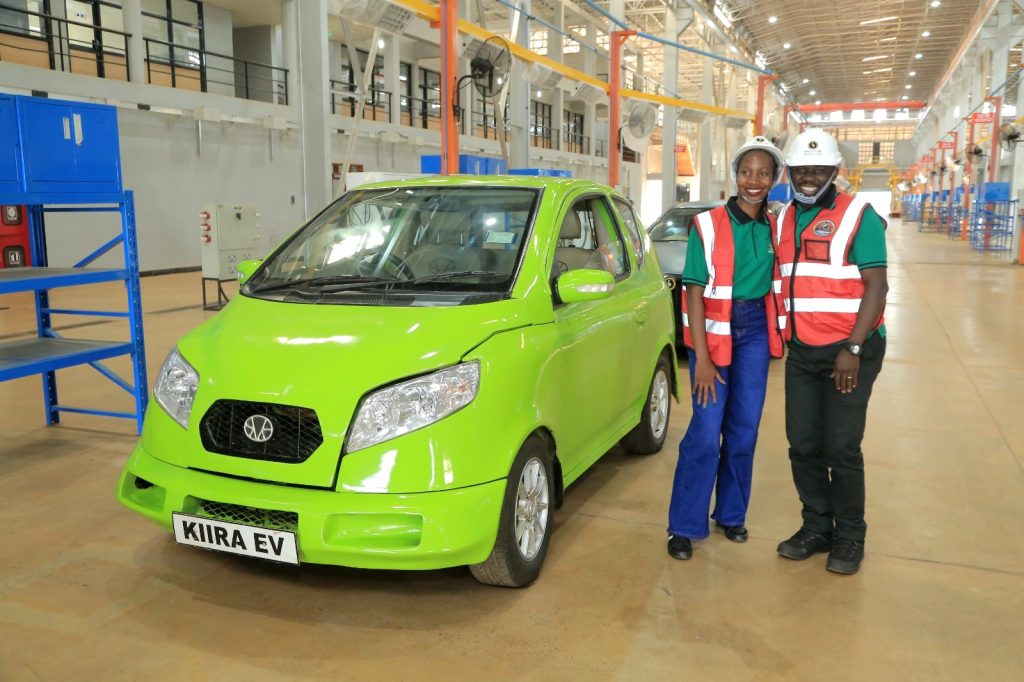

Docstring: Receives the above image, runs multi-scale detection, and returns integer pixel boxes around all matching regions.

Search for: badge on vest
[812,219,836,237]
[804,239,830,262]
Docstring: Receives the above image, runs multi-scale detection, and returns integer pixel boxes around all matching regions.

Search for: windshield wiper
[395,271,510,286]
[248,275,393,294]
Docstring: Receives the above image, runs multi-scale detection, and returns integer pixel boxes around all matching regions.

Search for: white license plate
[172,513,299,565]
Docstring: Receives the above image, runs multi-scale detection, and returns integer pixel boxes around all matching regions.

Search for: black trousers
[784,334,885,541]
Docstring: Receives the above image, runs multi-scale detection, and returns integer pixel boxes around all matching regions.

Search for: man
[773,128,888,575]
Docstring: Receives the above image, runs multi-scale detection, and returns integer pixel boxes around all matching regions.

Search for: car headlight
[153,348,199,429]
[347,362,480,452]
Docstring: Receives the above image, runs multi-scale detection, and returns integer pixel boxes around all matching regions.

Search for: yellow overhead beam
[391,0,753,121]
[621,89,753,121]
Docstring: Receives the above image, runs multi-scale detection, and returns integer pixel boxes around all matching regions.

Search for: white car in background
[647,200,725,348]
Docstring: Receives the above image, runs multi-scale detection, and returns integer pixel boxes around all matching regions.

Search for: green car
[117,176,677,587]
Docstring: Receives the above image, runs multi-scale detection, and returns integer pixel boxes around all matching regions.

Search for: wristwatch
[846,340,863,356]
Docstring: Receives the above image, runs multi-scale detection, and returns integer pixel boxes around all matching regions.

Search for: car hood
[652,240,688,277]
[163,295,530,487]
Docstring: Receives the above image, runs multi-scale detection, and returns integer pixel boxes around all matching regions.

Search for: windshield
[245,186,540,304]
[648,207,702,242]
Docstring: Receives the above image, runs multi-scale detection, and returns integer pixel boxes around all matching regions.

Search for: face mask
[790,167,838,204]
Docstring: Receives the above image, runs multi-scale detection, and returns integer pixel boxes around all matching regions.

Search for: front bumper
[117,443,506,570]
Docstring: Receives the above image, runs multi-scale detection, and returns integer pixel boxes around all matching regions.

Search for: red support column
[948,132,958,230]
[987,96,1002,183]
[439,0,460,176]
[608,29,635,190]
[963,119,975,241]
[755,75,776,136]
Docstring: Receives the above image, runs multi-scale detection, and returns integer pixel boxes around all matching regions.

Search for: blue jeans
[668,298,771,539]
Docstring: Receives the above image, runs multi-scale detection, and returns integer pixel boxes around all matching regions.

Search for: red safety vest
[681,205,785,366]
[774,193,885,346]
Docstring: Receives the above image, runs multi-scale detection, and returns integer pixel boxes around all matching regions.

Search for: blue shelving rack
[0,95,147,432]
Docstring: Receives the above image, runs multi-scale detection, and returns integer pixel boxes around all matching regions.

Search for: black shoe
[667,535,693,560]
[777,528,832,560]
[715,522,748,543]
[826,538,865,575]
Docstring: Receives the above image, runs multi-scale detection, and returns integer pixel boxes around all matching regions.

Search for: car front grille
[192,497,298,532]
[199,399,323,463]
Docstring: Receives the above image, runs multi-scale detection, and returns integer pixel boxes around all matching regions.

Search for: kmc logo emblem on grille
[243,414,274,442]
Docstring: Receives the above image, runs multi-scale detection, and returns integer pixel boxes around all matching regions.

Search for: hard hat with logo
[784,128,844,167]
[731,135,786,184]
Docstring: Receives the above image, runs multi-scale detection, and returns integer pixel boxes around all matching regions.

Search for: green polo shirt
[681,198,774,300]
[789,186,888,342]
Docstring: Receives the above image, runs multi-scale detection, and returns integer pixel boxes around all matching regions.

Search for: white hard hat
[731,135,786,184]
[784,128,843,167]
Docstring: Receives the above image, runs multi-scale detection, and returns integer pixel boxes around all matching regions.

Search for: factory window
[563,25,585,54]
[529,29,547,55]
[530,100,554,149]
[564,110,586,154]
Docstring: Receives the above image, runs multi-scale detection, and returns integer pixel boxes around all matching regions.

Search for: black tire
[621,354,672,454]
[469,436,554,588]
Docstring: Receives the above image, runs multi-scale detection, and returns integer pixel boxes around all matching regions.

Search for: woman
[666,136,786,560]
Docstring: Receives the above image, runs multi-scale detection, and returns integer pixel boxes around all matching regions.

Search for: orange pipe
[439,0,459,175]
[608,30,635,190]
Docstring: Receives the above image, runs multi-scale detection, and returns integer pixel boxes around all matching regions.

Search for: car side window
[553,197,629,280]
[612,198,644,267]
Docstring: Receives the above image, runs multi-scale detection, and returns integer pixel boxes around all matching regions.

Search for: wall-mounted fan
[469,36,511,99]
[621,101,658,154]
[999,122,1023,150]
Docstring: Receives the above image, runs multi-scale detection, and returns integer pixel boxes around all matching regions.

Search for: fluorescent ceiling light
[915,53,923,59]
[921,31,931,37]
[901,95,909,100]
[802,78,809,84]
[815,100,821,105]
[809,90,816,96]
[768,16,778,24]
[861,67,892,74]
[909,71,917,76]
[713,3,733,29]
[859,16,897,26]
[905,84,912,89]
[783,43,792,49]
[862,55,890,62]
[931,1,941,7]
[377,38,385,49]
[880,37,896,42]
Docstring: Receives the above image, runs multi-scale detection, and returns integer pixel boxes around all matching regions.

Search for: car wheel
[621,354,672,454]
[470,436,554,587]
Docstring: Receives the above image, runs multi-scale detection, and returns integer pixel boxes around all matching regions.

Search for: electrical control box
[199,204,260,279]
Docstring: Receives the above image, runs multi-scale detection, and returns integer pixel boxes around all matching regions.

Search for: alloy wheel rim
[514,457,549,561]
[650,369,669,440]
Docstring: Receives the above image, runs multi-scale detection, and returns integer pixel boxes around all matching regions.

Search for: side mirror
[235,258,263,285]
[556,268,615,304]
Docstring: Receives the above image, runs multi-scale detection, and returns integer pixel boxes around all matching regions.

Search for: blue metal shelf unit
[0,94,147,432]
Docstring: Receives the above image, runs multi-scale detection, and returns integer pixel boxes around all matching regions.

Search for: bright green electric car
[117,176,677,587]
